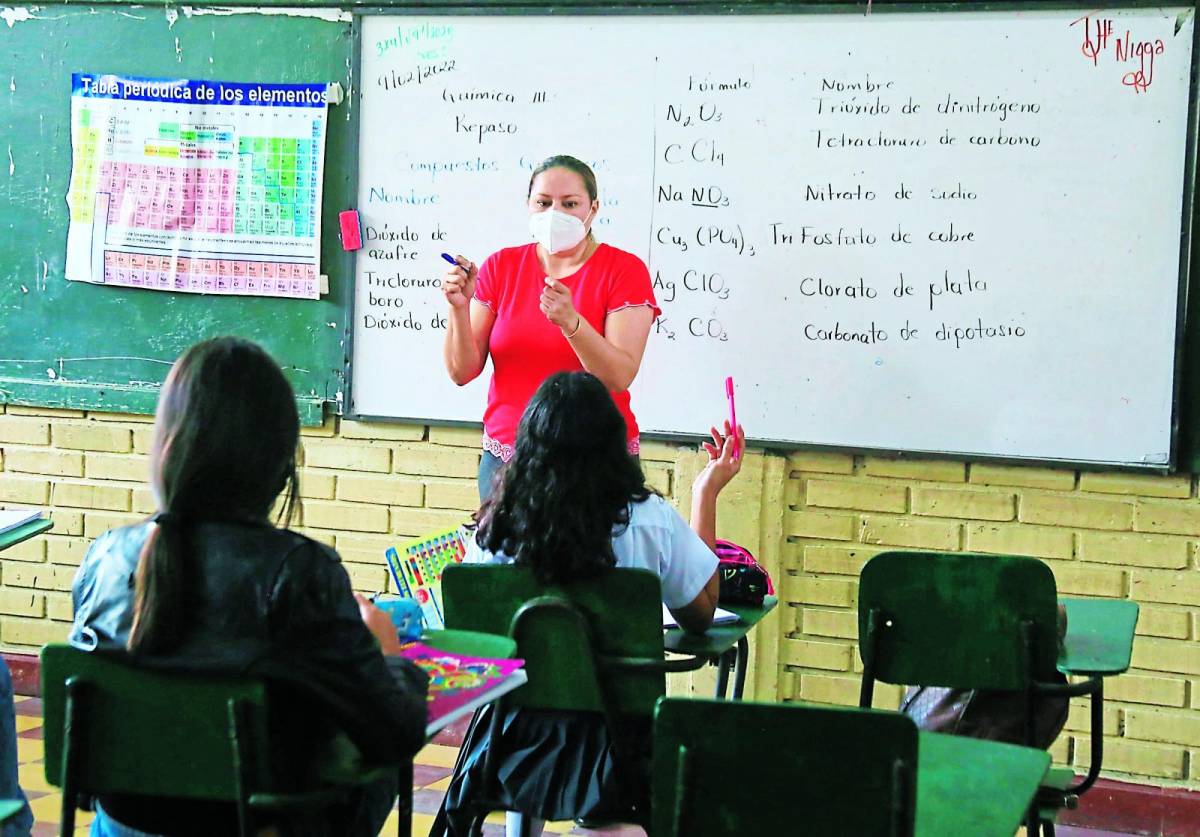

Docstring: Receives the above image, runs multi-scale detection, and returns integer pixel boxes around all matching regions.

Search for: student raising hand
[689,419,745,554]
[696,420,745,498]
[437,372,745,836]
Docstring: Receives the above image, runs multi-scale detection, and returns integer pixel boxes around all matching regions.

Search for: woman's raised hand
[442,256,478,309]
[694,420,745,498]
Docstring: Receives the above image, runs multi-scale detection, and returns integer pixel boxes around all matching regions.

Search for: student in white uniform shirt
[433,370,744,837]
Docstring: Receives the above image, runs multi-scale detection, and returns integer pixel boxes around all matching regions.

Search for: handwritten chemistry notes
[65,74,329,300]
[354,9,1194,466]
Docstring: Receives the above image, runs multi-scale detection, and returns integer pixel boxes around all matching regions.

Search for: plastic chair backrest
[653,698,917,837]
[858,551,1060,690]
[441,564,665,716]
[41,644,270,800]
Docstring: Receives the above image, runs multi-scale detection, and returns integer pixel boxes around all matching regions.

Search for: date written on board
[377,60,457,92]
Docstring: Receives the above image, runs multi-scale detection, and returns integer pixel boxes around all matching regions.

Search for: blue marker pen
[440,253,458,266]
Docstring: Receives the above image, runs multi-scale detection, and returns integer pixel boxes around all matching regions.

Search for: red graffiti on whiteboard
[1070,14,1165,93]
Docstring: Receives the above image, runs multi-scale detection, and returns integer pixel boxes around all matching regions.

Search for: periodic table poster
[64,73,328,300]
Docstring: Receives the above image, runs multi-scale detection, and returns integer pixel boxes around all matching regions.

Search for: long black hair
[476,371,650,584]
[128,337,300,654]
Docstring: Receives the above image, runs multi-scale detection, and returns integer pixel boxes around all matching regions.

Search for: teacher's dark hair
[128,337,300,654]
[527,154,598,203]
[476,371,650,585]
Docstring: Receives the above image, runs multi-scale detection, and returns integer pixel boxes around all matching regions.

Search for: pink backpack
[714,540,774,605]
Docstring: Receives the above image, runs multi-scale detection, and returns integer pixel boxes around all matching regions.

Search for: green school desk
[0,519,52,552]
[916,730,1051,836]
[1048,595,1139,808]
[1057,597,1138,676]
[662,595,778,700]
[652,699,1048,836]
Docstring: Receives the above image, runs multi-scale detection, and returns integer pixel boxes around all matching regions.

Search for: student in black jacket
[70,336,428,837]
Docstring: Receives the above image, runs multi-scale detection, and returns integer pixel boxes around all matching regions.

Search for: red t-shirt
[474,242,660,461]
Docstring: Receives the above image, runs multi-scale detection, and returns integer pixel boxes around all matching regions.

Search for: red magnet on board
[339,210,362,251]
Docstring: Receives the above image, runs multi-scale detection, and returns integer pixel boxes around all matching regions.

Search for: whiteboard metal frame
[342,11,366,422]
[342,0,1198,473]
[1173,1,1200,472]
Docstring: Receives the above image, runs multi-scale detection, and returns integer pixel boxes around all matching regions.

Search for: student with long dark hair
[70,337,428,837]
[434,371,744,836]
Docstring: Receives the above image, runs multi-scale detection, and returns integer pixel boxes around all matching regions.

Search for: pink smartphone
[725,376,739,460]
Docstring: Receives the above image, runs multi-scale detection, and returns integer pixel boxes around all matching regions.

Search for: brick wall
[3,402,1199,789]
[0,404,680,649]
[781,451,1200,788]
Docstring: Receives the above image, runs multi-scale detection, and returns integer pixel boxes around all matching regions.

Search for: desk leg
[398,758,413,837]
[714,650,734,699]
[732,637,749,700]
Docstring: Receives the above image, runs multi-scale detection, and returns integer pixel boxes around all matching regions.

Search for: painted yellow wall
[2,404,1197,789]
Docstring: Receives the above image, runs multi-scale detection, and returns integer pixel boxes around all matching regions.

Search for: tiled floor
[16,696,91,836]
[14,696,643,837]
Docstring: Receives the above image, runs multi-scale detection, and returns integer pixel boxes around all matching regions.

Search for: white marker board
[352,8,1195,468]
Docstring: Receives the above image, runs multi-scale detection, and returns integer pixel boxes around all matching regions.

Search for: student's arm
[669,570,720,635]
[443,257,496,385]
[69,530,114,650]
[664,424,745,634]
[69,526,143,650]
[691,422,745,550]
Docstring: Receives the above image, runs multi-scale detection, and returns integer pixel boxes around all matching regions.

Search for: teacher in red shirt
[442,155,660,501]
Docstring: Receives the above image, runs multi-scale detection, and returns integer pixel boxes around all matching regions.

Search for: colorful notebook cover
[385,526,468,630]
[399,642,526,734]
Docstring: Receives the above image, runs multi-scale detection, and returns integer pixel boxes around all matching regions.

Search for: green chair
[41,643,403,836]
[440,563,712,836]
[857,551,1138,836]
[654,697,918,836]
[653,697,1050,837]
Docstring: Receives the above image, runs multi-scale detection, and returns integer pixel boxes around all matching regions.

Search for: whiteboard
[352,8,1195,467]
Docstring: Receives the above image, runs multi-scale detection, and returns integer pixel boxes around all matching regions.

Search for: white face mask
[529,208,590,254]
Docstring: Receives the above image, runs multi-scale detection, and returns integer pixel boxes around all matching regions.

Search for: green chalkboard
[0,7,354,424]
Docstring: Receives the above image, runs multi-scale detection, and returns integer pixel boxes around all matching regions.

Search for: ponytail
[128,515,190,654]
